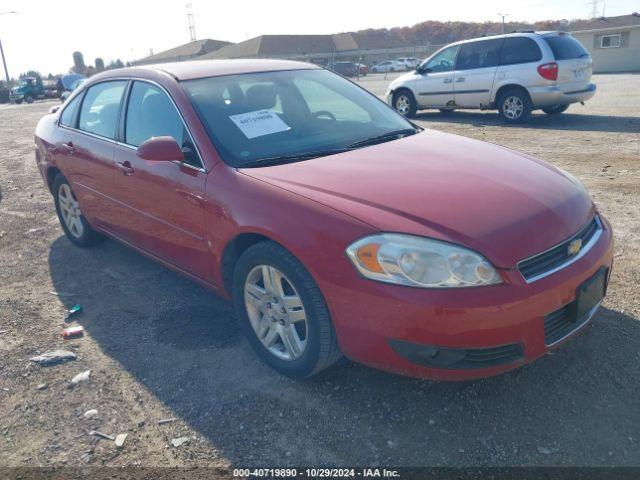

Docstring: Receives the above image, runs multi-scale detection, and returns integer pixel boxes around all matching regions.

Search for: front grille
[518,216,601,282]
[457,344,524,369]
[544,302,597,346]
[388,339,524,370]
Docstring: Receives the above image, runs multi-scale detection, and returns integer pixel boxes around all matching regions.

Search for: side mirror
[136,136,184,162]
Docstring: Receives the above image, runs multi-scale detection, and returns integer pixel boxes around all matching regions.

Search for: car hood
[239,130,594,267]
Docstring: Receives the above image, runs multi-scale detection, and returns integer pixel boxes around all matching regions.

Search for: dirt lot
[0,73,639,471]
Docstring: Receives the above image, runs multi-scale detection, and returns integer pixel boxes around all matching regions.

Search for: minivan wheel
[393,90,417,117]
[53,174,101,247]
[498,89,532,123]
[542,104,569,115]
[233,241,342,378]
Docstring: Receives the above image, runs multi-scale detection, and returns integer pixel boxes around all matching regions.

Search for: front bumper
[9,93,24,102]
[529,83,596,108]
[320,215,613,381]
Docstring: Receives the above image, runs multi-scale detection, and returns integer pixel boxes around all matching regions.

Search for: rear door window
[456,39,503,70]
[60,94,83,127]
[78,81,127,139]
[544,35,589,60]
[500,37,542,65]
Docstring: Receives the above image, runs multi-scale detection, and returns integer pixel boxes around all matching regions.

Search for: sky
[0,0,637,78]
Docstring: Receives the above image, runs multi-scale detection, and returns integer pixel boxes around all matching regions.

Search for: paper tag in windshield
[229,110,290,139]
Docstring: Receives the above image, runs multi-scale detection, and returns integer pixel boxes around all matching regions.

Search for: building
[197,33,435,67]
[572,13,640,73]
[133,38,233,66]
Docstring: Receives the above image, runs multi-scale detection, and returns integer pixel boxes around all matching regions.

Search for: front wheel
[233,241,342,378]
[542,104,569,115]
[393,90,417,118]
[53,174,101,247]
[498,89,532,123]
[25,95,34,104]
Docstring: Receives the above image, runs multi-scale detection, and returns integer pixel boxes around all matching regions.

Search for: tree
[95,57,105,72]
[72,51,86,75]
[19,70,42,79]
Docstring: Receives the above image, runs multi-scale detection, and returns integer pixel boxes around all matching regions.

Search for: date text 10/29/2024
[233,468,401,478]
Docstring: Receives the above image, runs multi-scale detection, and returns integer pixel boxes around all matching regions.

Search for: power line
[186,3,197,42]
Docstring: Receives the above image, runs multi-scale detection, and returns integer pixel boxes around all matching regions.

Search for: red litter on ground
[61,326,84,339]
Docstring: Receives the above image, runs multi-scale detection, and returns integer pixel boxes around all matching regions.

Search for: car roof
[92,59,320,82]
[448,30,568,47]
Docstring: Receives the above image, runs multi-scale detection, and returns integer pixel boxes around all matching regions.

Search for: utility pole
[186,3,196,42]
[498,13,509,34]
[0,11,17,85]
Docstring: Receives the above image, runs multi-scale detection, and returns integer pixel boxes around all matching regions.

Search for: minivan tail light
[537,62,558,81]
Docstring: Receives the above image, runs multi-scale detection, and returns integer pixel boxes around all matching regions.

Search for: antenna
[186,2,197,42]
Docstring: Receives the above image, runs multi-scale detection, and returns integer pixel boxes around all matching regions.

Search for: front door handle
[61,141,75,154]
[116,161,135,176]
[443,78,453,84]
[456,77,466,83]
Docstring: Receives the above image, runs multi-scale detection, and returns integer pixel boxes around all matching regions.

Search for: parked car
[35,59,612,381]
[371,60,404,73]
[10,76,46,104]
[60,78,86,103]
[395,57,420,70]
[356,63,368,76]
[332,61,358,77]
[386,31,595,122]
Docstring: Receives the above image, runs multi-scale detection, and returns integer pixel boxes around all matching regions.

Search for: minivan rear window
[500,37,542,65]
[544,35,590,60]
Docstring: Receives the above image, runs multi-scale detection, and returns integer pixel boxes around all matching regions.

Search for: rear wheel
[393,90,417,118]
[25,95,34,104]
[53,174,101,247]
[542,104,569,115]
[498,89,532,123]
[233,241,341,378]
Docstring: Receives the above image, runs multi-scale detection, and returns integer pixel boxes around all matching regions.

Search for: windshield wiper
[238,147,355,168]
[346,128,420,149]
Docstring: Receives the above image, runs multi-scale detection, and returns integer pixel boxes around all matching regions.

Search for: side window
[500,37,542,65]
[125,81,201,168]
[422,45,459,73]
[78,81,126,139]
[456,39,503,70]
[59,94,83,127]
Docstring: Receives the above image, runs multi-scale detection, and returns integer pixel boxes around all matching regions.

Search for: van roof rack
[510,30,535,33]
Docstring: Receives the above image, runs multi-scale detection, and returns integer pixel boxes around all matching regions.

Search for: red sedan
[35,60,613,380]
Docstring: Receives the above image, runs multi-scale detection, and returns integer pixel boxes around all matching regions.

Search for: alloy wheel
[503,95,524,120]
[58,183,84,238]
[395,95,411,116]
[244,265,308,361]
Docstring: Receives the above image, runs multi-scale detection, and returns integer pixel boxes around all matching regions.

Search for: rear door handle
[456,77,466,83]
[61,141,75,154]
[116,161,135,176]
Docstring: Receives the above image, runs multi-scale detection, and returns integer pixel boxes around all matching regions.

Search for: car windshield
[182,69,416,167]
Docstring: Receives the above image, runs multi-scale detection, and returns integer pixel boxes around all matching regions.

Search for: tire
[393,89,417,118]
[25,95,34,104]
[233,241,342,378]
[14,99,22,104]
[542,104,569,115]
[497,88,532,123]
[53,174,101,247]
[439,108,455,114]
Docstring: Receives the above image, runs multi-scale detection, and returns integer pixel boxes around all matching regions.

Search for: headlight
[346,234,502,288]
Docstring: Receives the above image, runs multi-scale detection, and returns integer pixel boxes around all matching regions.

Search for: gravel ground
[0,73,639,471]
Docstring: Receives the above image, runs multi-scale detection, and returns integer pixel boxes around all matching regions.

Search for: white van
[386,32,596,122]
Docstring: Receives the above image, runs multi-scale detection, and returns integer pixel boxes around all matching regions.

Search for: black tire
[14,99,22,104]
[233,241,342,378]
[25,95,34,104]
[393,89,417,118]
[497,88,532,123]
[52,174,101,247]
[439,108,455,114]
[542,104,569,115]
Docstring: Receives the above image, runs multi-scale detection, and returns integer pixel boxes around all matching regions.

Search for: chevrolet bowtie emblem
[568,239,582,256]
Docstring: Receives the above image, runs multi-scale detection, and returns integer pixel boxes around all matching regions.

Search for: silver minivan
[386,32,596,122]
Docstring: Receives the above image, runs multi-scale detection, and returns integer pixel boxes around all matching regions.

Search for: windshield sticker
[229,110,290,139]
